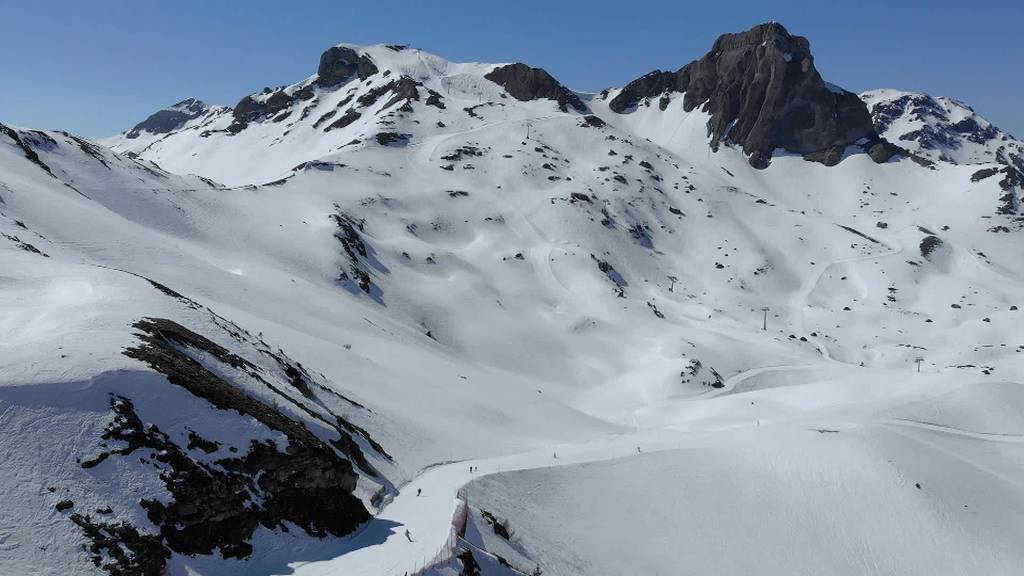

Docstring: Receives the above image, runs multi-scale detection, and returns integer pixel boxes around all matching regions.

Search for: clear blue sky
[2,0,1021,137]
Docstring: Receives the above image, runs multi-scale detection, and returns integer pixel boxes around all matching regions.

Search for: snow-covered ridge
[105,26,925,188]
[862,88,1024,172]
[103,43,576,186]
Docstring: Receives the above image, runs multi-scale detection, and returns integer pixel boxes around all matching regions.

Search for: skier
[416,488,422,497]
[405,529,412,542]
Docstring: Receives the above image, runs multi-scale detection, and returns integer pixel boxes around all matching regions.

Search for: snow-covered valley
[2,22,1023,576]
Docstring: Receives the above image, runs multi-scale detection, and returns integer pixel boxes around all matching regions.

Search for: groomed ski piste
[282,372,1024,576]
[3,27,1024,576]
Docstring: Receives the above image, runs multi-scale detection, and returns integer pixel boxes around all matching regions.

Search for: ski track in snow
[789,225,904,361]
[294,389,1024,576]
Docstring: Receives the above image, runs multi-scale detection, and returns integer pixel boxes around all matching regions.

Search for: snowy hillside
[862,88,1024,172]
[4,21,1024,576]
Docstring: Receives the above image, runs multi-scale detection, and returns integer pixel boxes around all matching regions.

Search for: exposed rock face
[324,109,362,132]
[0,123,57,177]
[333,208,380,296]
[996,166,1022,215]
[227,46,379,134]
[865,138,906,164]
[485,64,587,113]
[382,76,422,109]
[66,318,375,574]
[126,98,211,139]
[229,85,315,133]
[71,511,168,576]
[610,22,879,168]
[609,70,678,113]
[317,46,379,87]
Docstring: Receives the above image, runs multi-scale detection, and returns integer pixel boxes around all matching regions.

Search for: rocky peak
[610,22,888,168]
[862,90,1024,173]
[226,45,382,134]
[126,98,214,139]
[316,46,379,87]
[485,63,588,113]
[171,98,209,115]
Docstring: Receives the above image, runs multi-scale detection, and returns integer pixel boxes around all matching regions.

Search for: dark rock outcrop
[228,85,315,134]
[996,166,1022,214]
[920,235,943,259]
[485,64,587,113]
[332,208,390,300]
[126,98,211,139]
[71,512,169,576]
[316,46,379,87]
[227,45,377,134]
[865,137,905,164]
[609,70,678,113]
[0,123,57,178]
[375,132,411,146]
[69,318,375,574]
[324,109,362,132]
[609,22,880,168]
[972,167,1001,182]
[382,76,422,110]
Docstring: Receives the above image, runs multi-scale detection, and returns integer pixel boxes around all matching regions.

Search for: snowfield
[2,32,1024,576]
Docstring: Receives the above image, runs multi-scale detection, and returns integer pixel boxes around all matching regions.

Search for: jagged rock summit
[316,45,380,87]
[610,22,893,168]
[125,98,222,139]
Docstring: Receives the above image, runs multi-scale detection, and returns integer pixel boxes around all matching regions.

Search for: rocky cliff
[610,22,894,168]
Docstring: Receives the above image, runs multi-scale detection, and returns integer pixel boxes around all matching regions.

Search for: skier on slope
[405,529,412,542]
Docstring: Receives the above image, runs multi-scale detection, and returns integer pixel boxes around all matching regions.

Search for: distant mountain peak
[125,98,218,139]
[169,97,209,113]
[609,22,894,168]
[861,89,1024,173]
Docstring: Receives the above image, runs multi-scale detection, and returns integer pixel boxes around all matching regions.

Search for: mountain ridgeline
[117,22,925,172]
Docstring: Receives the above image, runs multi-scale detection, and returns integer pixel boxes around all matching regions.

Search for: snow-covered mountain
[862,89,1024,172]
[4,22,1024,576]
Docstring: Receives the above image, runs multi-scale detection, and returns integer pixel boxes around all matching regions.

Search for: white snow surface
[2,43,1024,575]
